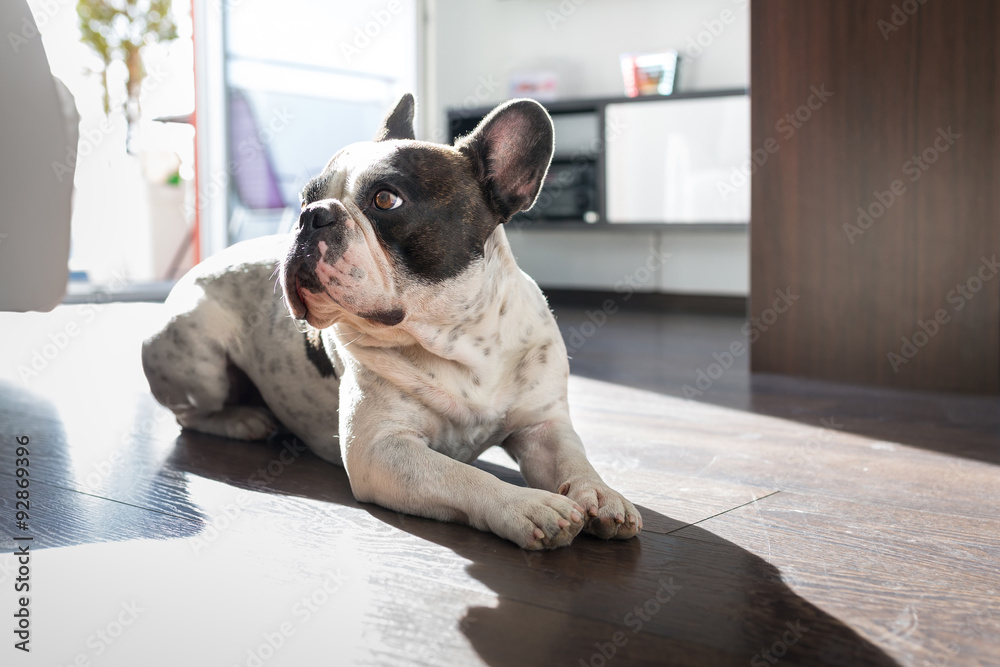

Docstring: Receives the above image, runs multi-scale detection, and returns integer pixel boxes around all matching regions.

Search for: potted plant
[77,0,178,153]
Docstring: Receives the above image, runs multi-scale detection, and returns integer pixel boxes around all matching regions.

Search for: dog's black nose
[299,202,347,231]
[300,207,333,230]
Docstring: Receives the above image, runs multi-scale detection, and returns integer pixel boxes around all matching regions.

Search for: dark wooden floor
[0,300,997,666]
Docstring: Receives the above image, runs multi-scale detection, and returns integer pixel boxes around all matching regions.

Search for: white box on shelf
[605,95,750,224]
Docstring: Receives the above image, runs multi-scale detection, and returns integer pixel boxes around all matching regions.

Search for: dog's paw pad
[560,479,642,540]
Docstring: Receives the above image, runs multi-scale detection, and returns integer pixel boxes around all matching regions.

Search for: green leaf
[76,0,179,119]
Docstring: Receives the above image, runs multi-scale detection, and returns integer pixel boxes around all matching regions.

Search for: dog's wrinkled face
[280,93,554,330]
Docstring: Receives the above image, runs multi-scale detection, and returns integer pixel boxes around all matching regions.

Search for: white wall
[424,0,749,140]
[505,227,749,296]
[227,0,418,94]
[424,0,751,297]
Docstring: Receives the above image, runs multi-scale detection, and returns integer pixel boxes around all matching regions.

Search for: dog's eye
[373,190,402,210]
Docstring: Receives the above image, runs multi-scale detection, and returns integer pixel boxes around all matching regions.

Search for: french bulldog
[142,94,642,549]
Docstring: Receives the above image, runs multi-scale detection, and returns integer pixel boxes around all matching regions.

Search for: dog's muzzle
[280,199,354,321]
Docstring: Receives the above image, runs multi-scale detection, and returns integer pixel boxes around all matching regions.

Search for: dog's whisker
[338,332,365,349]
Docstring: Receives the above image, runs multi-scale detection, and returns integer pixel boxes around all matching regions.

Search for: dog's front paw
[558,478,642,540]
[496,489,586,551]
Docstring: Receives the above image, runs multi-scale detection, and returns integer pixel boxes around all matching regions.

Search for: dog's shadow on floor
[168,434,899,667]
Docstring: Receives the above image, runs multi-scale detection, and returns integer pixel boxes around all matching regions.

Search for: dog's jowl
[142,94,642,550]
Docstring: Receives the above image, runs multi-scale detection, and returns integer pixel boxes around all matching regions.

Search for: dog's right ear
[375,93,416,141]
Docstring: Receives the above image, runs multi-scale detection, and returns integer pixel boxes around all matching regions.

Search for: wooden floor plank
[566,375,1000,521]
[0,535,719,667]
[555,306,999,462]
[0,478,900,667]
[1,303,998,667]
[672,492,1000,667]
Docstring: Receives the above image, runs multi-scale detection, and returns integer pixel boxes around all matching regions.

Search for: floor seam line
[663,489,782,535]
[5,474,203,524]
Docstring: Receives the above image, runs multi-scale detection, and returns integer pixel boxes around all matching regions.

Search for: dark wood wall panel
[750,0,1000,393]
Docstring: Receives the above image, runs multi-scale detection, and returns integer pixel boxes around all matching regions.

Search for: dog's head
[280,93,554,330]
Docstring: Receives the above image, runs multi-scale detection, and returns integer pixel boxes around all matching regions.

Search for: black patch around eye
[357,146,501,283]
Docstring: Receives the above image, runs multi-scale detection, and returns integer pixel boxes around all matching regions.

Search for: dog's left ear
[456,99,554,222]
[375,93,416,141]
